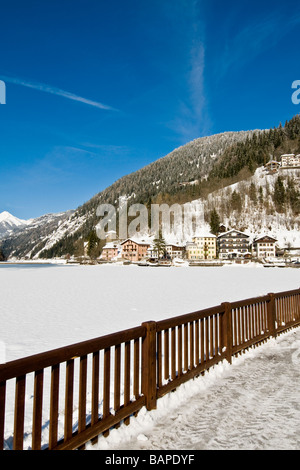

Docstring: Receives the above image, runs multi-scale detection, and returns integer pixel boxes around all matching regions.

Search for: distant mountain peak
[0,211,27,224]
[0,211,30,239]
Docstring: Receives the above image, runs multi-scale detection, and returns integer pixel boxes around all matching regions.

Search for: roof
[193,233,216,239]
[120,238,151,246]
[253,236,277,243]
[217,229,250,239]
[102,242,120,249]
[166,243,185,248]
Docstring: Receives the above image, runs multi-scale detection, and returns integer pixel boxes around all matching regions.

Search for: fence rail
[0,288,299,450]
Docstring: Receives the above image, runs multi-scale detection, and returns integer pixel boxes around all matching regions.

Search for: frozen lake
[1,263,299,362]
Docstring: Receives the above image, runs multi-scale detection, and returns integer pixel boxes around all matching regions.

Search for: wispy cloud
[166,1,211,143]
[171,42,210,143]
[0,75,117,111]
[218,9,300,78]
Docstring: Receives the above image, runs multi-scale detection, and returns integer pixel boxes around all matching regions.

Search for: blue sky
[0,0,300,219]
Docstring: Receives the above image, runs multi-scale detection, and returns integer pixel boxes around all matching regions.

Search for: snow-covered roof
[193,232,216,239]
[253,235,277,243]
[120,238,151,246]
[165,243,185,248]
[102,242,120,249]
[218,229,249,238]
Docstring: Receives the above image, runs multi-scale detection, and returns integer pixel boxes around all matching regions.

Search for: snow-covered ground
[0,263,299,450]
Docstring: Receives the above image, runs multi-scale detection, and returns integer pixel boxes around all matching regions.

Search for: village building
[147,245,158,259]
[185,242,197,260]
[120,238,151,262]
[147,243,185,260]
[100,242,121,261]
[252,236,277,259]
[217,229,250,259]
[165,243,185,259]
[264,160,281,174]
[186,233,217,260]
[281,154,300,168]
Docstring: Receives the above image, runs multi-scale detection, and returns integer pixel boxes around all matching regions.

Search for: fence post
[267,293,276,338]
[141,321,157,411]
[221,303,233,365]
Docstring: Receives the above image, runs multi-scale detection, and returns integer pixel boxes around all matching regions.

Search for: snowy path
[93,328,300,451]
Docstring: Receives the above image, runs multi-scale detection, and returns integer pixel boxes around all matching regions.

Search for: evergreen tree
[209,208,221,235]
[286,177,300,215]
[0,248,5,261]
[273,176,286,212]
[231,191,242,212]
[258,186,264,206]
[249,183,257,205]
[74,238,84,257]
[153,230,166,259]
[87,230,100,259]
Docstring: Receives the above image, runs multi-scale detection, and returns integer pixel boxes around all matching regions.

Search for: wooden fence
[0,288,299,450]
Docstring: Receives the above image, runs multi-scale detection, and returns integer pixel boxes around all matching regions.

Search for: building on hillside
[217,229,250,259]
[252,236,277,259]
[186,233,217,260]
[281,154,300,168]
[264,160,281,174]
[120,238,151,262]
[100,242,121,261]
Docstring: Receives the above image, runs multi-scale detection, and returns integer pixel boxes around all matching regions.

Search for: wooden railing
[0,326,147,450]
[0,288,299,450]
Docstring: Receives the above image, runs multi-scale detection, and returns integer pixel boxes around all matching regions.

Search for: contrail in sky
[0,75,116,111]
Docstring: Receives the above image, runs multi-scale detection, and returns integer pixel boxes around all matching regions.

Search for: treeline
[209,116,300,181]
[273,175,300,214]
[0,248,6,261]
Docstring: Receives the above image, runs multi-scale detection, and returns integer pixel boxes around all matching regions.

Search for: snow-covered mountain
[1,129,257,260]
[0,211,31,239]
[1,115,299,260]
[0,210,76,259]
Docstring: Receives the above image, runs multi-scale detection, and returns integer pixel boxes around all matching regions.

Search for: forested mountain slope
[1,115,300,259]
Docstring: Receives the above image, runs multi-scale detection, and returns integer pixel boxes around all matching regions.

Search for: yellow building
[186,233,217,260]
